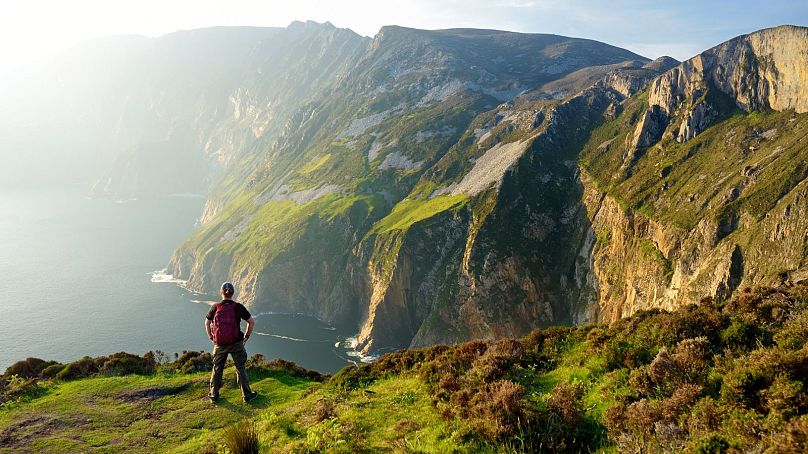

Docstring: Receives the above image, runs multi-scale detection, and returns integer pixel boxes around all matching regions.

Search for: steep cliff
[353,25,808,352]
[577,25,808,323]
[166,25,648,330]
[9,22,804,355]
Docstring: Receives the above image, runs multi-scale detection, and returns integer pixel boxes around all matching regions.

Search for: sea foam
[150,269,187,285]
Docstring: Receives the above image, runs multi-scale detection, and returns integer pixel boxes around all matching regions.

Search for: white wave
[150,269,187,285]
[341,336,378,363]
[189,299,217,306]
[254,332,310,342]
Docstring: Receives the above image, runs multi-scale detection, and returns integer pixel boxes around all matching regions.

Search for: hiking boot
[208,393,220,403]
[243,391,258,403]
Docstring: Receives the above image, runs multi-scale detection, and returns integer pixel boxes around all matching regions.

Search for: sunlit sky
[1,0,806,70]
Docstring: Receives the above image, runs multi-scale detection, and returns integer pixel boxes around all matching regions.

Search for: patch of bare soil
[0,413,86,450]
[117,384,190,403]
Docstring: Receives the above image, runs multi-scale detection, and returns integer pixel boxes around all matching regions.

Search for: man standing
[205,282,258,403]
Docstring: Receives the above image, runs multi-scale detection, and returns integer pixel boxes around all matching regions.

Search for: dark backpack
[212,302,239,345]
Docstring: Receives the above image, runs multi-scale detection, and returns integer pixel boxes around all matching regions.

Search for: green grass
[297,153,332,175]
[371,194,468,234]
[0,371,469,453]
[580,91,808,231]
[0,370,315,454]
[3,283,807,452]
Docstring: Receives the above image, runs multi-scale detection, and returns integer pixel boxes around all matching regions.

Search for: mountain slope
[170,26,808,355]
[350,25,808,352]
[577,25,808,322]
[166,26,650,340]
[6,23,807,357]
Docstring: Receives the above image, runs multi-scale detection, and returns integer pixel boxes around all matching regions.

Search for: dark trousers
[209,341,253,398]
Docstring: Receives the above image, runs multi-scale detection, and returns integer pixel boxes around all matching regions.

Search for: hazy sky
[1,0,806,68]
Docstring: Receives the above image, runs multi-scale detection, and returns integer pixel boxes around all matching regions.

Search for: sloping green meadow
[3,282,807,452]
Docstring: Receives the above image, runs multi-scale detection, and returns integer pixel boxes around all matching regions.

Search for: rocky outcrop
[576,172,808,324]
[629,105,668,149]
[573,26,808,323]
[648,25,808,142]
[675,100,717,142]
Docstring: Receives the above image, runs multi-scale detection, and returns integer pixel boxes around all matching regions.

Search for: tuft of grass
[223,421,259,454]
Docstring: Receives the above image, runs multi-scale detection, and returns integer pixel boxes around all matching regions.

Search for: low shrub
[313,397,337,422]
[263,358,328,382]
[173,350,212,373]
[40,363,66,379]
[3,358,59,379]
[56,356,102,381]
[101,352,156,376]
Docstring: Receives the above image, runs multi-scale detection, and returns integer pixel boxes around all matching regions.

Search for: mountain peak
[287,20,337,32]
[642,55,679,72]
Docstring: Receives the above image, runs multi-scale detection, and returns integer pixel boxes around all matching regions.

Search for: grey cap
[221,282,235,293]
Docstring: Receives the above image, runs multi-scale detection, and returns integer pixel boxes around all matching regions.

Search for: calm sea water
[0,185,357,373]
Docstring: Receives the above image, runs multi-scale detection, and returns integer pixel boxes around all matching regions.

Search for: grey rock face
[676,101,717,142]
[630,105,668,148]
[649,25,808,142]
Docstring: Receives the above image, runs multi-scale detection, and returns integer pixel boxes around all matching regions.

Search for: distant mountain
[4,22,807,358]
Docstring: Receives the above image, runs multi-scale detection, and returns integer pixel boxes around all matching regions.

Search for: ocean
[0,185,360,374]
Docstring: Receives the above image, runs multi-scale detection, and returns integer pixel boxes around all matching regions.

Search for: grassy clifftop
[3,282,807,452]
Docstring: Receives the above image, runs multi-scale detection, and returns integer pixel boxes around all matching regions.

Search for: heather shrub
[445,340,489,372]
[660,384,703,420]
[672,336,711,383]
[723,287,791,327]
[516,381,599,452]
[672,303,725,344]
[720,361,770,409]
[548,381,585,427]
[466,339,523,385]
[762,375,806,418]
[56,356,102,380]
[3,358,58,379]
[0,374,40,404]
[40,363,66,378]
[720,319,760,350]
[101,352,156,376]
[330,364,378,390]
[765,414,808,453]
[624,399,663,437]
[173,350,212,373]
[688,433,731,453]
[313,397,337,422]
[469,379,525,439]
[774,310,808,350]
[145,350,172,366]
[686,397,725,435]
[262,358,328,381]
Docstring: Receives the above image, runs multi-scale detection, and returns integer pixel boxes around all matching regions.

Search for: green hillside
[3,282,806,452]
